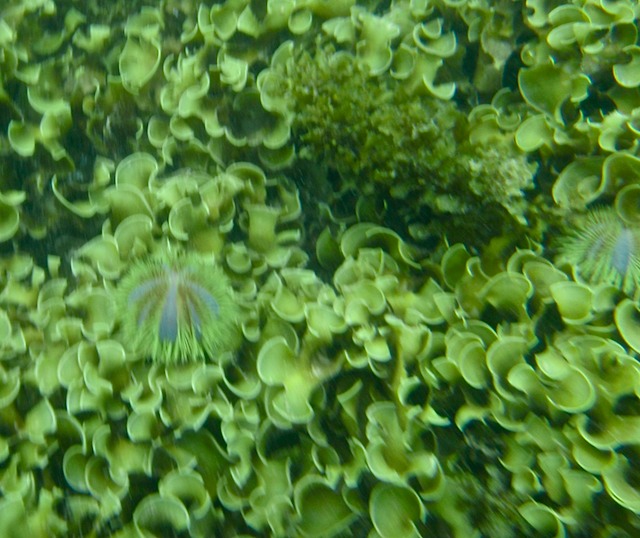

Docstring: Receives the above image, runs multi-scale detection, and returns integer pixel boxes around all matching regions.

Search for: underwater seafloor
[1,0,640,536]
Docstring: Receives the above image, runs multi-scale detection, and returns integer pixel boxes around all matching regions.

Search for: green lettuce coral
[3,0,640,537]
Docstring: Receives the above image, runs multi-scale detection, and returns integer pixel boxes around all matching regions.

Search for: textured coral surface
[2,1,640,537]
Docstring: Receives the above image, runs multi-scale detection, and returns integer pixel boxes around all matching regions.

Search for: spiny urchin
[117,250,240,363]
[556,207,640,296]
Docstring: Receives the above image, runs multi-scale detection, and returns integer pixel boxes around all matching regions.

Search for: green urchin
[117,250,240,363]
[556,208,640,296]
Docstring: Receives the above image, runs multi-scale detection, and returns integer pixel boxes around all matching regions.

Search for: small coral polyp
[117,249,239,363]
[557,208,640,296]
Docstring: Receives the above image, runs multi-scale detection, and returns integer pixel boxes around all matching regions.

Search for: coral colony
[118,251,238,363]
[3,1,640,536]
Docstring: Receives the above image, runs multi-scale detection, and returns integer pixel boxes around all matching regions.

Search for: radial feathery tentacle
[117,250,240,363]
[556,208,640,296]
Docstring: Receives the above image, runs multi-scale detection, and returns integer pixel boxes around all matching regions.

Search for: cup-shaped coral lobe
[556,208,640,296]
[117,250,239,363]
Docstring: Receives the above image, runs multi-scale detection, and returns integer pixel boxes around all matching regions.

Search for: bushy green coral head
[556,208,640,296]
[118,250,240,363]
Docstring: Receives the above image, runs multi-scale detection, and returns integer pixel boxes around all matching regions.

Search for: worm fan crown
[557,208,640,297]
[117,251,239,363]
